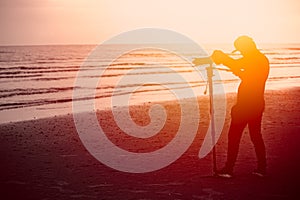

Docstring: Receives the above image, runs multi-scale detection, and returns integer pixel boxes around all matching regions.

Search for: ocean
[0,44,299,123]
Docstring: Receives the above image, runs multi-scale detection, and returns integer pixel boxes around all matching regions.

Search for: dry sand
[0,88,299,200]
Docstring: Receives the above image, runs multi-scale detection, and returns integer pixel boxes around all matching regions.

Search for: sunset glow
[0,0,300,45]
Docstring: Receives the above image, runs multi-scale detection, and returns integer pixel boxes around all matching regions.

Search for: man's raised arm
[211,50,244,78]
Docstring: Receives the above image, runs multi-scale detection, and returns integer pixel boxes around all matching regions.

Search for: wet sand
[0,88,299,200]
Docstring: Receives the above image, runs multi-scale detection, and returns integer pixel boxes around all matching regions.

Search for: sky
[0,0,300,45]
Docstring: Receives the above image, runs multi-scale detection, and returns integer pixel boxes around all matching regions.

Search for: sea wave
[0,44,299,122]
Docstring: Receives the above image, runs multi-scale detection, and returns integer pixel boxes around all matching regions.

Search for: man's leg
[224,119,247,173]
[248,115,266,173]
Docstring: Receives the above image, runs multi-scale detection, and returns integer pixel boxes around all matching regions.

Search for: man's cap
[231,35,256,53]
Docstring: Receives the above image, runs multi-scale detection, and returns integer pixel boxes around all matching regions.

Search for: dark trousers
[225,104,266,172]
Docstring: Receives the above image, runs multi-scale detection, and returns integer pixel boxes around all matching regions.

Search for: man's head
[232,35,257,56]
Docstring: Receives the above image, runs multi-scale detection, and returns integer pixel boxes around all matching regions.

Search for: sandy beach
[0,88,299,200]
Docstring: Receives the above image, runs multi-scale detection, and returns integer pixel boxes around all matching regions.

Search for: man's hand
[211,50,227,65]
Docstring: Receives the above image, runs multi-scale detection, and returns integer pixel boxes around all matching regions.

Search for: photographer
[212,36,270,178]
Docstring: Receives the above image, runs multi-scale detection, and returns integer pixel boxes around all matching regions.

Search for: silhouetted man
[211,36,269,178]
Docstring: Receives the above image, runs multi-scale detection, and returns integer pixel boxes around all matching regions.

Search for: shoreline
[0,85,299,125]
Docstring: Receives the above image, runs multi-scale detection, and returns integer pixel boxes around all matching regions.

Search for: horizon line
[1,42,300,47]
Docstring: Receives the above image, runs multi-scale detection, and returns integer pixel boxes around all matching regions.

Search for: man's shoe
[252,169,266,177]
[215,168,233,178]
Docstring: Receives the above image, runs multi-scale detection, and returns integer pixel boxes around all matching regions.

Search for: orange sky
[0,0,299,45]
